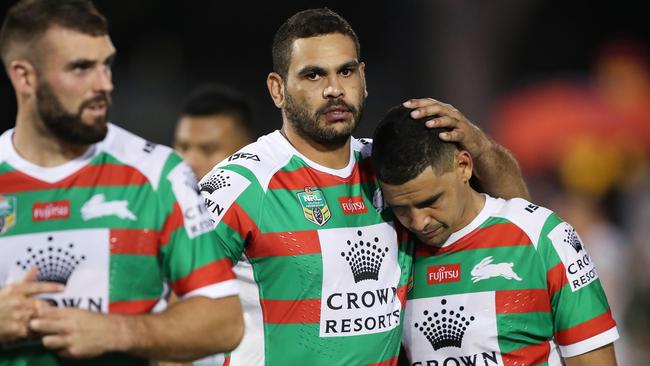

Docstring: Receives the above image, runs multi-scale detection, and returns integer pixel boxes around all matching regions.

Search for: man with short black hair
[0,1,243,364]
[174,85,253,180]
[373,105,619,366]
[199,8,528,365]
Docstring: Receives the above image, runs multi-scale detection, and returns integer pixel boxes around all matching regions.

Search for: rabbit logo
[471,256,522,283]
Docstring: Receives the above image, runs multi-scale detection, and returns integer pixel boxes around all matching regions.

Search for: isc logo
[228,152,260,162]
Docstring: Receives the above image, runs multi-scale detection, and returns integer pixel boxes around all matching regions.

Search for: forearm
[114,295,243,361]
[564,343,617,366]
[473,139,530,200]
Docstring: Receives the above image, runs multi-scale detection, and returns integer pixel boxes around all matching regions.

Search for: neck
[280,122,351,170]
[13,108,91,167]
[454,189,486,232]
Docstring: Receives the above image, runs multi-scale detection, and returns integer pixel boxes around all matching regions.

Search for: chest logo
[471,256,522,283]
[340,229,389,282]
[0,194,17,234]
[81,194,136,221]
[415,298,475,350]
[297,186,331,226]
[15,237,86,285]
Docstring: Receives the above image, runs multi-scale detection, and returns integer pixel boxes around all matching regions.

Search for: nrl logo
[296,186,331,226]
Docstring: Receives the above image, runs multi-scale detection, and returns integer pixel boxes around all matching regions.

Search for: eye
[305,72,320,81]
[340,68,353,77]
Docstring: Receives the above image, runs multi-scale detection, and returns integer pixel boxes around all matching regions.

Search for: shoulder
[200,131,293,193]
[99,123,177,189]
[490,197,557,248]
[351,137,373,160]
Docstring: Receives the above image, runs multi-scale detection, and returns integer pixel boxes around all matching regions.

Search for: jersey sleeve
[198,164,263,265]
[538,213,618,357]
[157,153,238,300]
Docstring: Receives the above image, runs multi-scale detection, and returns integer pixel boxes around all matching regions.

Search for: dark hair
[0,0,108,67]
[272,8,360,78]
[180,84,252,131]
[372,105,458,185]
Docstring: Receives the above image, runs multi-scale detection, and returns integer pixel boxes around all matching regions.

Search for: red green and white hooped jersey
[0,124,237,366]
[403,195,618,366]
[199,131,413,366]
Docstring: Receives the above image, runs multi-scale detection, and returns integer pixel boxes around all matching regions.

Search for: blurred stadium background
[1,1,648,364]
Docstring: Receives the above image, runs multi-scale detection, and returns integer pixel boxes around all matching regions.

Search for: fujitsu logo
[199,170,231,194]
[32,200,70,221]
[339,196,368,215]
[340,230,389,282]
[414,299,475,350]
[427,264,461,285]
[15,237,86,285]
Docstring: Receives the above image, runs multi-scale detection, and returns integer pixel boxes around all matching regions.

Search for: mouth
[321,105,352,122]
[419,225,444,240]
[83,100,108,117]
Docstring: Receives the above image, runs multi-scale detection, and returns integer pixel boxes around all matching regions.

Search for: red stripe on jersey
[109,299,159,314]
[261,298,321,324]
[171,259,236,296]
[547,261,568,297]
[160,202,184,247]
[248,230,321,258]
[0,164,148,193]
[397,284,408,309]
[222,202,260,243]
[268,163,362,191]
[366,356,398,366]
[415,222,530,256]
[109,228,158,255]
[501,340,550,366]
[554,310,616,346]
[496,289,551,314]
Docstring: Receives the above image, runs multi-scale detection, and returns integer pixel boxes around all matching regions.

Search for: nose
[410,208,432,232]
[323,74,344,99]
[94,65,113,93]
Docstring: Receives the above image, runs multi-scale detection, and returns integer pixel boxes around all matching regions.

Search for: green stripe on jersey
[109,254,163,302]
[264,322,401,365]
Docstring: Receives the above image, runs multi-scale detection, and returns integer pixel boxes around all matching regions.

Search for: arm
[564,343,617,366]
[0,268,63,343]
[403,98,530,200]
[30,295,243,361]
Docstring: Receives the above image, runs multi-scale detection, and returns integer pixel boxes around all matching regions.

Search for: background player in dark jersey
[0,0,242,363]
[373,105,618,365]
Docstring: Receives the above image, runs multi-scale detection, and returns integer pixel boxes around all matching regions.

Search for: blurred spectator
[492,39,650,365]
[174,85,253,179]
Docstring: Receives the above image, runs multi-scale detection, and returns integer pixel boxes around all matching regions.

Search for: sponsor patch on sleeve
[198,168,250,228]
[168,163,214,239]
[548,222,598,292]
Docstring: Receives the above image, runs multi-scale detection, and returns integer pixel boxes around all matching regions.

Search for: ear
[359,61,368,98]
[266,72,285,108]
[455,150,473,184]
[8,59,38,96]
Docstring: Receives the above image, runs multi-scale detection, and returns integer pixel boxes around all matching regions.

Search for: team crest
[0,194,17,234]
[297,186,331,226]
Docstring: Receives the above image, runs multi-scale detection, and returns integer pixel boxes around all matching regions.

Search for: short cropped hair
[272,8,360,79]
[372,105,458,185]
[180,84,252,131]
[0,0,108,68]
